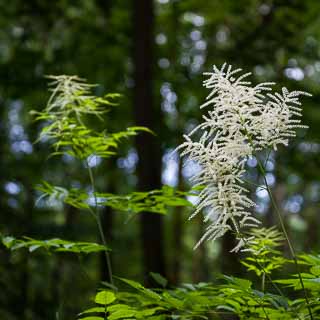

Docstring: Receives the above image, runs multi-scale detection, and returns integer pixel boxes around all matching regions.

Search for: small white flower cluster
[178,63,310,251]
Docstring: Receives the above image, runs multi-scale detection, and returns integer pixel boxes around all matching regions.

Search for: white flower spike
[178,63,311,251]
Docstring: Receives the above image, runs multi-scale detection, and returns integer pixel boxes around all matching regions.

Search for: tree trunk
[221,231,243,276]
[192,215,209,282]
[132,0,166,284]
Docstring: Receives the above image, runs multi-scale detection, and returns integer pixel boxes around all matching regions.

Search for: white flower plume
[178,63,311,251]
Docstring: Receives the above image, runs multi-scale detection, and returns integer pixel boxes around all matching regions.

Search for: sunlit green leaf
[95,291,116,305]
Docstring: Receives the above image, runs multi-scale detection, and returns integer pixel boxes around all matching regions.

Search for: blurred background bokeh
[1,0,320,319]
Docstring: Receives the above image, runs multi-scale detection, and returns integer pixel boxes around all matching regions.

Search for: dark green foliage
[79,231,320,319]
[277,254,320,293]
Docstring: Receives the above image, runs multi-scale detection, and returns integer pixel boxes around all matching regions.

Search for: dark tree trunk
[132,0,166,284]
[192,215,209,282]
[221,231,243,276]
[95,0,114,284]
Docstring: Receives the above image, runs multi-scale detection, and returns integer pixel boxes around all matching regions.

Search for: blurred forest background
[1,0,320,319]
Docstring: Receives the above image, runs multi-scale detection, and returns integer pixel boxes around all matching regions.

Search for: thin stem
[256,158,313,320]
[261,272,265,293]
[263,149,272,168]
[87,161,114,286]
[242,177,267,189]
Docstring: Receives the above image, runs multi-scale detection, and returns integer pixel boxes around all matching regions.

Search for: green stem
[87,161,114,286]
[257,158,313,320]
[261,272,265,293]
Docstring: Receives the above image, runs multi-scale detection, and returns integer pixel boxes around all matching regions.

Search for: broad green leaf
[95,291,116,305]
[107,304,136,320]
[108,310,136,320]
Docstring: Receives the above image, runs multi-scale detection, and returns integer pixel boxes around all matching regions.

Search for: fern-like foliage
[78,255,320,319]
[32,75,151,159]
[241,227,287,277]
[36,181,193,214]
[1,235,109,254]
[77,227,320,319]
[77,275,315,319]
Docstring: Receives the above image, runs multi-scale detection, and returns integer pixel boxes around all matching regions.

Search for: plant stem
[257,158,313,320]
[87,161,114,286]
[261,272,265,293]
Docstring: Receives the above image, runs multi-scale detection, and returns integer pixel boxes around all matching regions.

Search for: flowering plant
[178,63,310,251]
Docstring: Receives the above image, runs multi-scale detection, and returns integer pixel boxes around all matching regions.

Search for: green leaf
[162,292,183,309]
[117,278,144,290]
[136,307,165,317]
[79,307,106,315]
[150,272,168,288]
[217,305,236,313]
[107,304,136,320]
[108,310,135,320]
[118,277,162,300]
[311,265,320,276]
[2,236,15,248]
[1,235,109,254]
[223,276,252,291]
[95,291,116,305]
